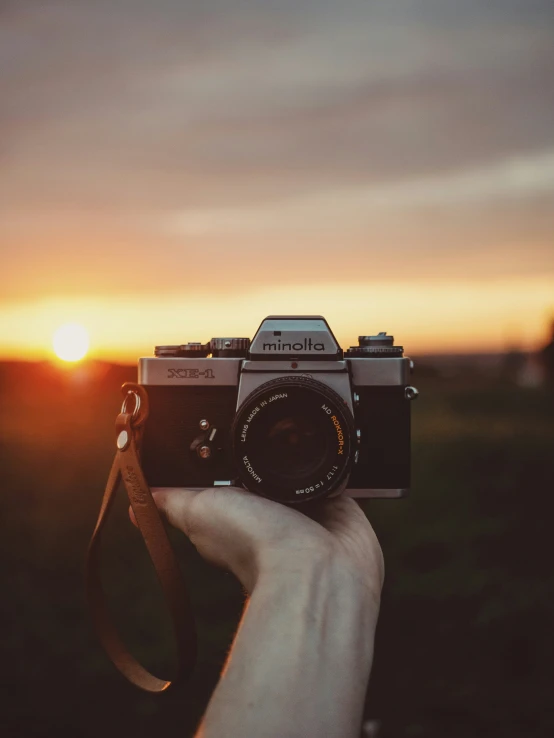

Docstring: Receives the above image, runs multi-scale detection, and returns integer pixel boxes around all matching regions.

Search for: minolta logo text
[262,338,325,352]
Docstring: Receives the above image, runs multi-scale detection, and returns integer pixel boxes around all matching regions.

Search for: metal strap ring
[121,390,141,419]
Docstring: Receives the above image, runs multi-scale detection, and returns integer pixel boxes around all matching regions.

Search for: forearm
[196,553,380,738]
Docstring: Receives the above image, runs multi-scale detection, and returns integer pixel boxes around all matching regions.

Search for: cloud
[3,0,554,193]
[164,148,554,237]
[1,0,553,304]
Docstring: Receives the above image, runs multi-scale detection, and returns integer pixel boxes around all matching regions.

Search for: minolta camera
[138,316,418,504]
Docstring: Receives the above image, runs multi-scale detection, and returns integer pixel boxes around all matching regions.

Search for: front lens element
[231,376,355,503]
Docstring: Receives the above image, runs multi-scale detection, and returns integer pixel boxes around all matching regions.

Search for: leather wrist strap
[85,383,197,692]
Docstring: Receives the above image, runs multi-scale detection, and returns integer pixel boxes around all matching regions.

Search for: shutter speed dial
[346,332,404,358]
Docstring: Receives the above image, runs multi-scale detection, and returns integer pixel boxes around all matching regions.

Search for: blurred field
[1,360,553,738]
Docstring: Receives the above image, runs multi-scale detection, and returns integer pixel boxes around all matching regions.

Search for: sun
[53,322,90,362]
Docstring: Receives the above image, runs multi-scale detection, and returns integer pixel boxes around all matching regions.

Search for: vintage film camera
[138,316,418,504]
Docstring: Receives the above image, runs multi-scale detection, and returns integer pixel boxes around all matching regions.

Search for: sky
[1,0,554,361]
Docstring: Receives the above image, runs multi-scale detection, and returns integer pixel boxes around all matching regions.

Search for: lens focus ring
[231,375,355,504]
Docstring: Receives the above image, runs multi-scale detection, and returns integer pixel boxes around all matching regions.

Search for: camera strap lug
[85,382,197,692]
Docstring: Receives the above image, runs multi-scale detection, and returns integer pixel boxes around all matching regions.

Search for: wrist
[255,544,382,623]
[200,537,381,738]
[208,545,380,738]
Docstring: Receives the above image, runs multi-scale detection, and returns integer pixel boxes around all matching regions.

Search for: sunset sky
[2,0,553,361]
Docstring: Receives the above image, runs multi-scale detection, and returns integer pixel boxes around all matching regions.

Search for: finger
[310,495,370,535]
[148,487,260,591]
[150,487,205,538]
[127,487,203,533]
[316,497,385,587]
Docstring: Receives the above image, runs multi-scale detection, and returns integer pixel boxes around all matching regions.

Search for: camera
[138,316,418,504]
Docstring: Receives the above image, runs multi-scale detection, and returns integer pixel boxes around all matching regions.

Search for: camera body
[138,316,418,504]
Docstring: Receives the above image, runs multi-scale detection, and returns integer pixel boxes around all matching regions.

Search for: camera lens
[231,376,355,504]
[257,412,329,480]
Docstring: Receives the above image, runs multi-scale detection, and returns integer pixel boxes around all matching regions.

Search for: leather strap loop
[85,383,197,692]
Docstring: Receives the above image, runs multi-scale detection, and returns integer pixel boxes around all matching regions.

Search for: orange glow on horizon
[0,276,553,363]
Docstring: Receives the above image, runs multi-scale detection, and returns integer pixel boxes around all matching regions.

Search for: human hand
[133,487,384,598]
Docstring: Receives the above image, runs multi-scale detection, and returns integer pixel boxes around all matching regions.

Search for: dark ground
[1,360,553,737]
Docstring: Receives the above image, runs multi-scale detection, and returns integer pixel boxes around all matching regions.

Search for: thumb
[129,486,260,591]
[152,487,205,539]
[128,487,202,538]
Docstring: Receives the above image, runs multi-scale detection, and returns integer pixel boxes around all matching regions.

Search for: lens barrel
[231,376,355,504]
